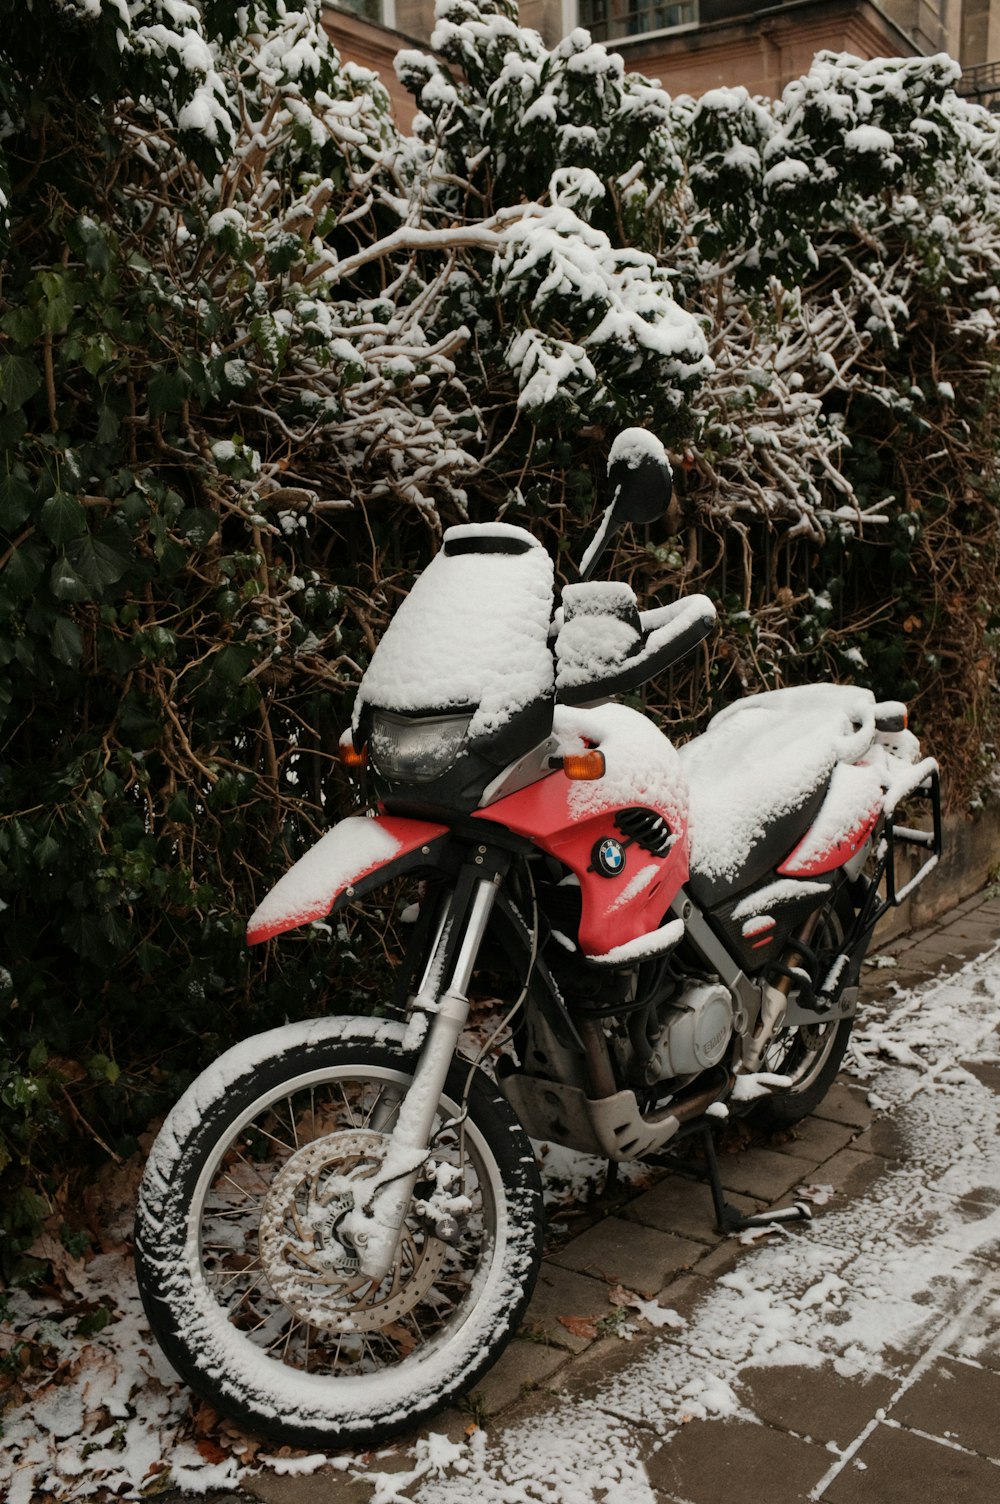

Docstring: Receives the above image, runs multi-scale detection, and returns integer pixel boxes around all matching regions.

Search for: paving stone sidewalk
[164,889,1000,1504]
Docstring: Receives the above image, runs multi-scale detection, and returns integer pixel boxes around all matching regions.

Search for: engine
[639,982,734,1085]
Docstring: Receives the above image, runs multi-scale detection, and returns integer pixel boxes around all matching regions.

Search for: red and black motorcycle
[135,431,940,1448]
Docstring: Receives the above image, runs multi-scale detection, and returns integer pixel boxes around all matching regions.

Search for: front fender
[247,814,451,945]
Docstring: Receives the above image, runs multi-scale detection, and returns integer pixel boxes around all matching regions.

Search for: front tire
[134,1018,544,1449]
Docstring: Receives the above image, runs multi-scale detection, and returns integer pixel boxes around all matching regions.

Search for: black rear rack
[817,766,942,1006]
[879,765,943,911]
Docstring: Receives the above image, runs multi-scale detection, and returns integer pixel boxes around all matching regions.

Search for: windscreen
[353,523,555,741]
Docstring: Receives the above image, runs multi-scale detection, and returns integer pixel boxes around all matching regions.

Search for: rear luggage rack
[786,764,941,1018]
[877,763,943,912]
[834,764,942,994]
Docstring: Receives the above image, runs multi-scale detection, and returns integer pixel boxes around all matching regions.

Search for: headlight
[369,710,472,783]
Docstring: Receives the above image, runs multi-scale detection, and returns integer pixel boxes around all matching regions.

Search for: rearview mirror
[579,429,673,580]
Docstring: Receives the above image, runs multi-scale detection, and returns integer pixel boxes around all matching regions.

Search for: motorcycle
[134,431,941,1449]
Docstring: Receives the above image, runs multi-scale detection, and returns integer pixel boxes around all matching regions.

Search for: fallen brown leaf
[192,1399,221,1435]
[24,1231,90,1298]
[557,1314,599,1340]
[608,1283,655,1307]
[195,1438,229,1465]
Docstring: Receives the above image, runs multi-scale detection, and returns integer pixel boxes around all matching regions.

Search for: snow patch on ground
[2,943,998,1500]
[364,942,1000,1501]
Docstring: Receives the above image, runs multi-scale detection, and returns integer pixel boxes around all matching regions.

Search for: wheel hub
[258,1128,446,1332]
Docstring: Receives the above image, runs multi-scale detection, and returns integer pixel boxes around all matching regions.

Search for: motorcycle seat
[678,684,877,908]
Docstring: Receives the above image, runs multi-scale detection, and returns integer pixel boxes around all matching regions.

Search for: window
[329,0,389,26]
[579,0,698,42]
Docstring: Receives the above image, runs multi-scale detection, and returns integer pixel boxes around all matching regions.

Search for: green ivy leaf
[250,312,289,371]
[75,1307,111,1337]
[178,508,218,547]
[38,270,75,335]
[50,555,92,602]
[117,690,163,748]
[0,410,28,450]
[147,368,192,418]
[80,335,117,378]
[27,1039,49,1070]
[96,405,120,445]
[0,305,43,345]
[0,353,42,412]
[211,642,254,686]
[65,533,130,591]
[135,940,169,974]
[166,790,193,823]
[266,231,304,275]
[86,1053,120,1084]
[155,537,188,577]
[2,541,46,597]
[40,490,87,546]
[50,616,83,667]
[71,215,112,275]
[34,833,62,869]
[135,625,176,664]
[0,469,34,531]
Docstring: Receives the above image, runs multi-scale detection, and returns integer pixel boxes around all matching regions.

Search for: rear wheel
[134,1018,544,1449]
[751,892,858,1128]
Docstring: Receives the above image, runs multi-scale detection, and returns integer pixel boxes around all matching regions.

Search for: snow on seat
[678,684,876,904]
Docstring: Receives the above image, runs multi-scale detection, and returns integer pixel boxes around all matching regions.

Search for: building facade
[320,0,1000,121]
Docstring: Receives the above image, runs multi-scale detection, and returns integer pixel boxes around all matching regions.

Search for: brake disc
[257,1128,446,1332]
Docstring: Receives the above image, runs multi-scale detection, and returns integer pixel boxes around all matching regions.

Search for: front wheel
[134,1018,544,1449]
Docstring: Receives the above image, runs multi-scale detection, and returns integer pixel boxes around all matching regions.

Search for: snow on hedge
[29,3,996,541]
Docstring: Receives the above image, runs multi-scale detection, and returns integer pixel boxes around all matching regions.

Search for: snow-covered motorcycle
[134,431,941,1448]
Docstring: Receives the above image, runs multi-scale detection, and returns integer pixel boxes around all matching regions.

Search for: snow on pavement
[371,943,1000,1500]
[1,942,999,1501]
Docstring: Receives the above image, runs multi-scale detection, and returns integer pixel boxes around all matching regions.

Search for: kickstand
[697,1122,813,1235]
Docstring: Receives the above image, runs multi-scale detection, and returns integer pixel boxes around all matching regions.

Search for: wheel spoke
[280,1094,301,1151]
[217,1169,260,1201]
[216,1266,263,1296]
[265,1315,303,1358]
[136,1037,542,1446]
[240,1121,295,1156]
[202,1203,261,1221]
[337,1081,358,1128]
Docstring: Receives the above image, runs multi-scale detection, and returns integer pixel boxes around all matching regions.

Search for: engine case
[645,982,733,1083]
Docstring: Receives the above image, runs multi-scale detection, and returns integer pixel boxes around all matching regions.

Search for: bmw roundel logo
[593,836,626,878]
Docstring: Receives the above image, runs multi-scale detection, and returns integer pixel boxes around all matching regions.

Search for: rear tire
[134,1017,544,1449]
[750,891,858,1128]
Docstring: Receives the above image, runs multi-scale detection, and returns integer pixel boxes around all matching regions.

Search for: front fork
[348,858,505,1283]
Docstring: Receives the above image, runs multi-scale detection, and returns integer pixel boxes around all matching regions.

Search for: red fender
[246,814,450,945]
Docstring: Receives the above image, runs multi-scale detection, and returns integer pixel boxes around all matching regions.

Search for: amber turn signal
[339,741,368,769]
[560,750,606,781]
